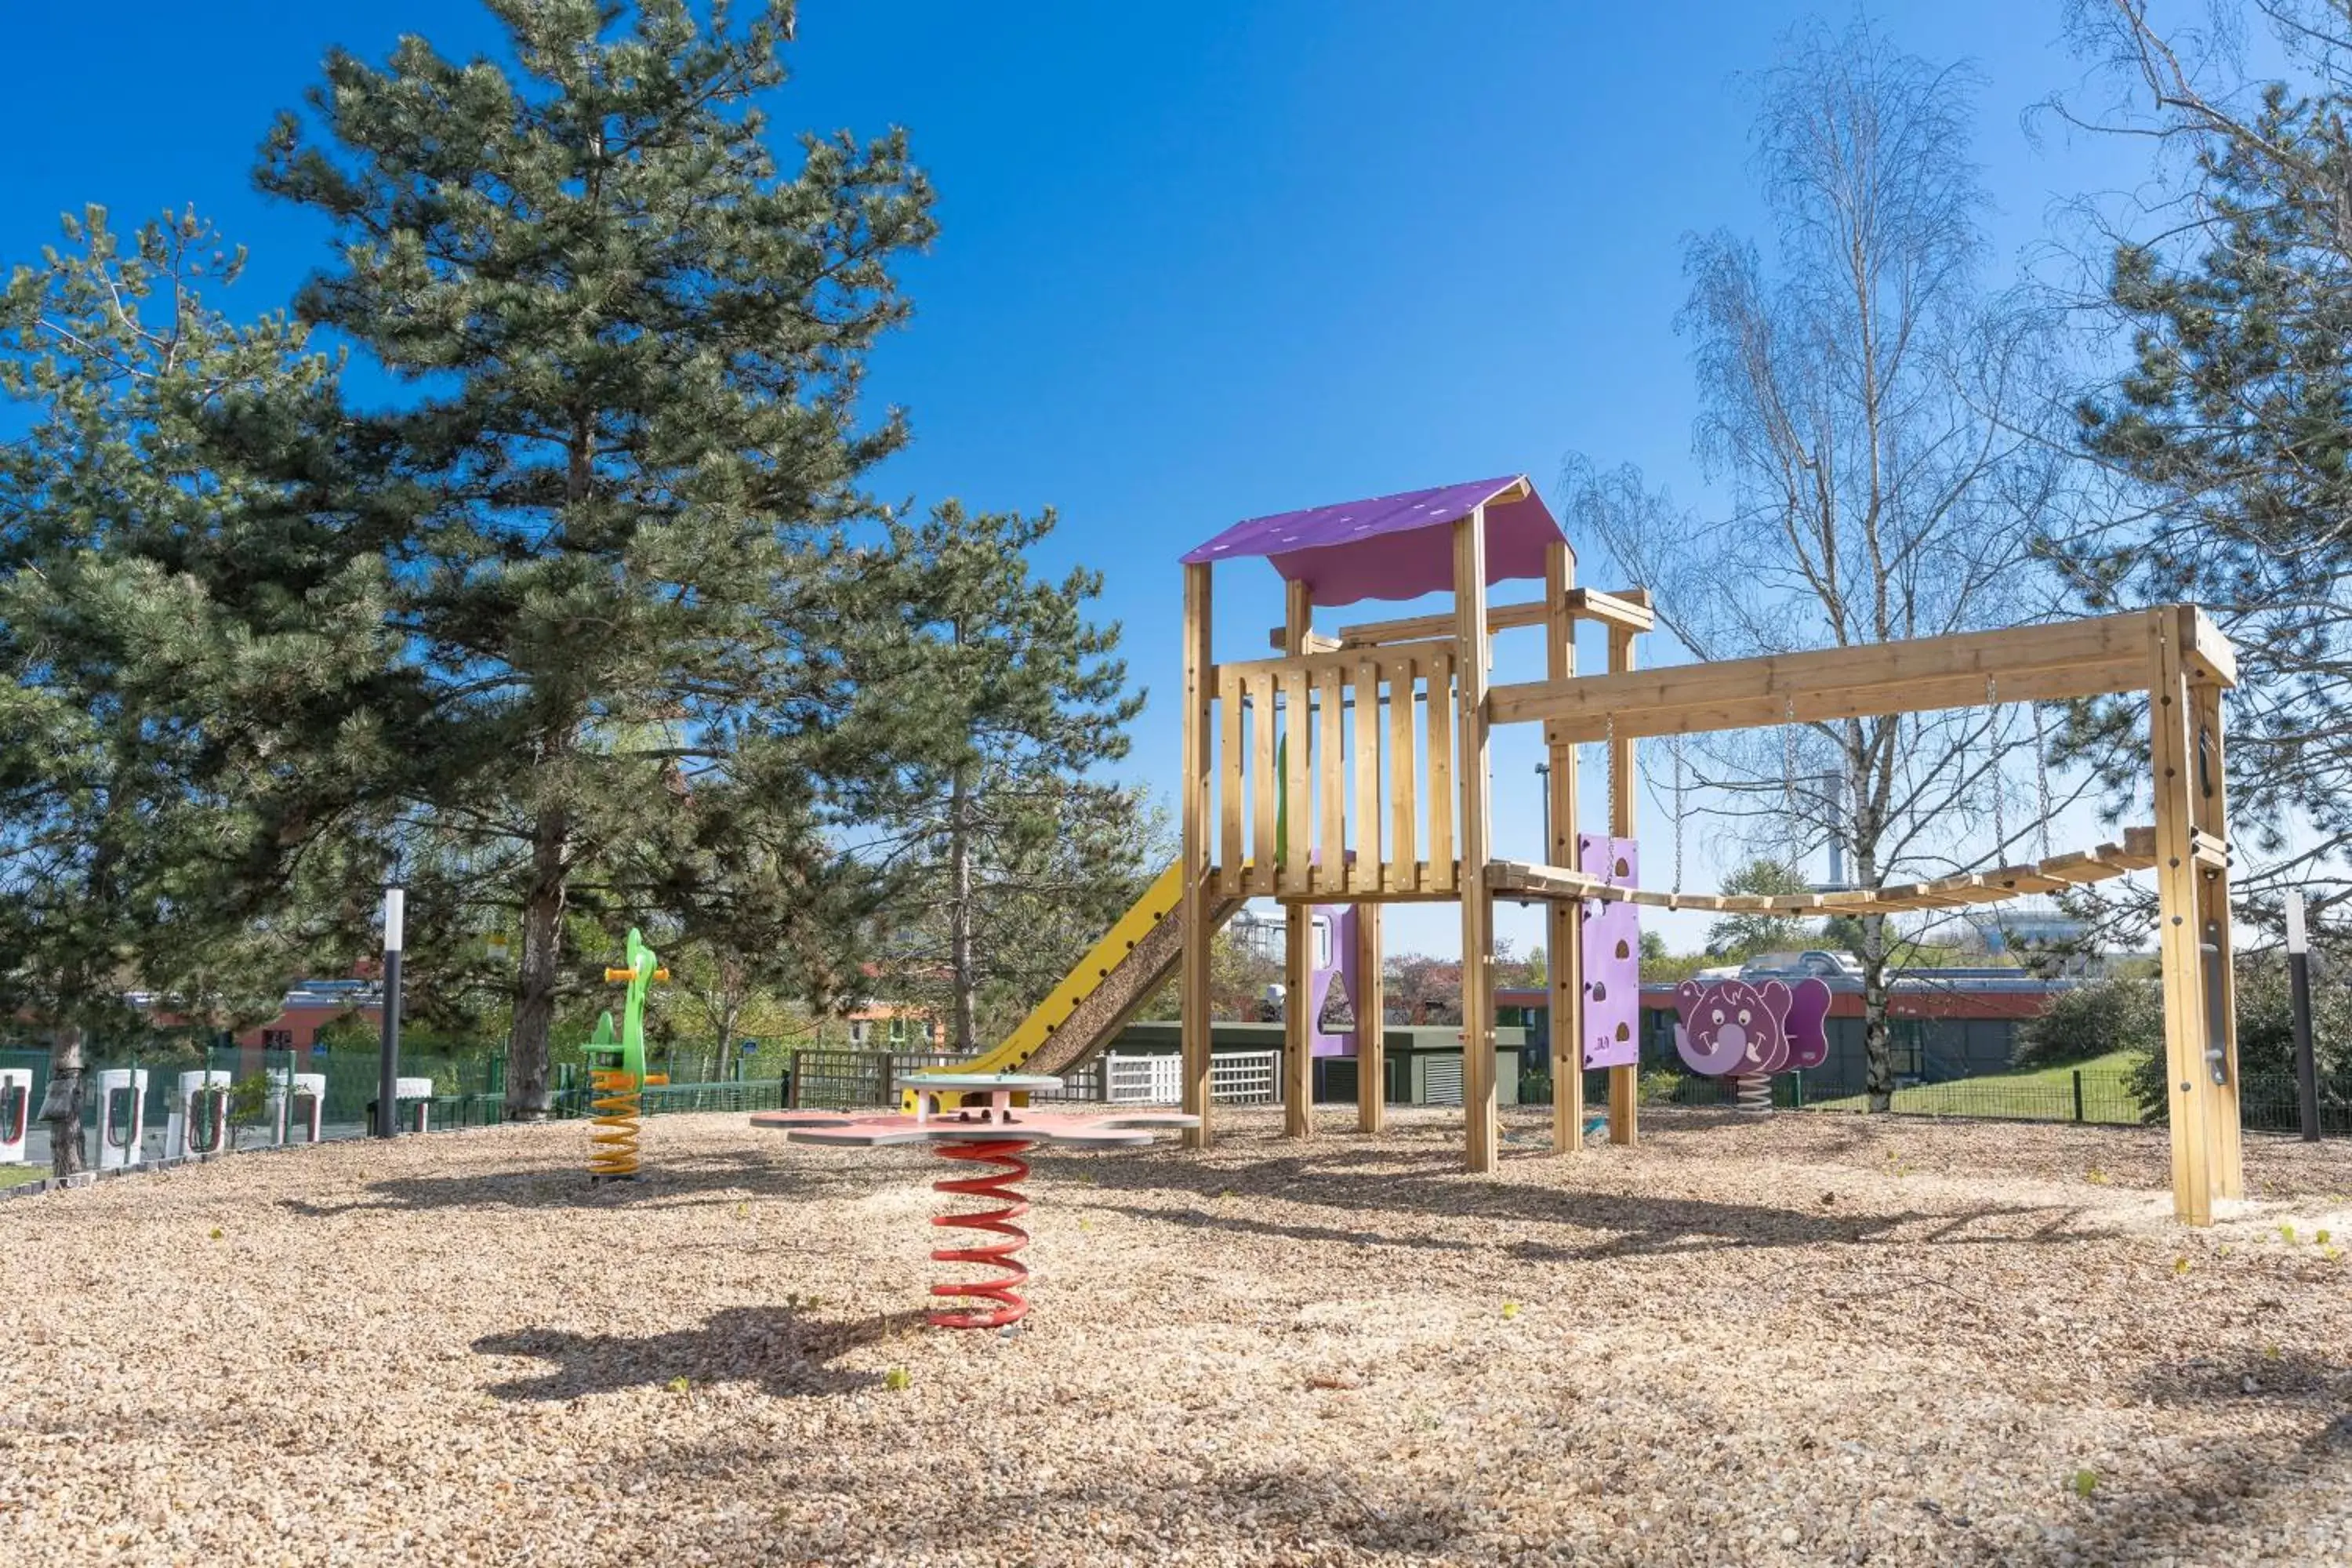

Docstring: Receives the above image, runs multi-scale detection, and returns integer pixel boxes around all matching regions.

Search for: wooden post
[1356,902,1385,1133]
[2148,610,2216,1223]
[1181,562,1215,1150]
[1283,580,1316,1137]
[1454,512,1498,1173]
[1606,623,1639,1147]
[2190,672,2244,1199]
[1544,541,1584,1153]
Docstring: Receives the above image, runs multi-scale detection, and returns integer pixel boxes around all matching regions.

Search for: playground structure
[901,474,2245,1228]
[757,1072,1198,1328]
[585,928,669,1181]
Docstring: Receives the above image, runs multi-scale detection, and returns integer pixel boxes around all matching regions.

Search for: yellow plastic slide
[906,857,1251,1111]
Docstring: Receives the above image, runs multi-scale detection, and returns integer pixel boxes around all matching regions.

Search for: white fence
[1043,1051,1282,1107]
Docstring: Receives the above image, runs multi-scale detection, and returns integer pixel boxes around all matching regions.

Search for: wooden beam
[1492,826,2166,917]
[2192,679,2243,1200]
[1321,586,1653,651]
[1356,903,1385,1134]
[1495,611,2197,742]
[1455,512,1499,1174]
[2150,612,2216,1225]
[1530,661,2154,746]
[1283,579,1316,1139]
[1261,626,1341,654]
[1221,637,1454,688]
[1490,858,1613,898]
[1544,540,1583,1155]
[1566,587,1656,633]
[2181,604,2238,688]
[1326,600,1549,650]
[1180,562,1214,1151]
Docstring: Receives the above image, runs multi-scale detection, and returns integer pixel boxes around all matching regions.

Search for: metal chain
[2031,702,2053,859]
[1784,695,1801,876]
[1672,733,1686,894]
[1986,677,2005,857]
[1604,709,1617,844]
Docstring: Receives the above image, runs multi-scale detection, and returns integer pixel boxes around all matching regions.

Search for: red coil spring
[928,1138,1032,1330]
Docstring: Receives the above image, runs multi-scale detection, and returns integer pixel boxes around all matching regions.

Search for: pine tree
[254,0,936,1114]
[2056,13,2352,916]
[858,503,1152,1054]
[0,207,393,1172]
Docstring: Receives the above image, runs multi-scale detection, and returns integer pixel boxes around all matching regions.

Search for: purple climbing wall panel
[1576,834,1641,1070]
[1309,904,1359,1058]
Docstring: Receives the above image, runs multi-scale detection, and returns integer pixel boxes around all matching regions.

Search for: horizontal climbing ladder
[1487,826,2164,916]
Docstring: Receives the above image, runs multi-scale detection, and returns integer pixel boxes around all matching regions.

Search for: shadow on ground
[1056,1137,2115,1258]
[278,1148,866,1218]
[473,1305,925,1400]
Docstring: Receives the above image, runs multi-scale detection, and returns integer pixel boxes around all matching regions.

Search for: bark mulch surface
[5,1106,2350,1566]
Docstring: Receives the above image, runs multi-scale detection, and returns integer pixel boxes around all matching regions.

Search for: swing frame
[1178,479,2242,1226]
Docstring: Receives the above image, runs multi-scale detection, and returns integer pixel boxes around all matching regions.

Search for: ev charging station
[166,1069,233,1160]
[0,1068,30,1165]
[270,1069,326,1144]
[97,1068,148,1170]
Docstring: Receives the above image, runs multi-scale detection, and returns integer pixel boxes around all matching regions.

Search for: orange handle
[604,966,672,982]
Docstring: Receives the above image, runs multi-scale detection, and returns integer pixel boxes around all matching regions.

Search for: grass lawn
[0,1163,50,1189]
[1807,1049,2149,1123]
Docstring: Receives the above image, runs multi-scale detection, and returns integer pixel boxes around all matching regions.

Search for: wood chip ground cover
[5,1107,2349,1566]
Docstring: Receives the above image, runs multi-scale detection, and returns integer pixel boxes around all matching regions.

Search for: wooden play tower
[1175,475,2247,1225]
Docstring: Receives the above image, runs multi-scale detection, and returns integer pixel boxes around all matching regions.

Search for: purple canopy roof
[1178,475,1565,607]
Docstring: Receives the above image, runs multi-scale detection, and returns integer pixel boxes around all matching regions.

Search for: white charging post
[96,1069,148,1170]
[0,1068,31,1164]
[376,887,405,1139]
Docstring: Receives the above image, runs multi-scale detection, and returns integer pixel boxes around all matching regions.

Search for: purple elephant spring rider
[1671,975,1831,1084]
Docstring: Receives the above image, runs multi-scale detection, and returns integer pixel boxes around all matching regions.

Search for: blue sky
[2,0,2169,954]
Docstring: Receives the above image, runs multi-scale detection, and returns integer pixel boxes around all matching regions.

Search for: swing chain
[2031,702,2053,859]
[1986,677,2005,856]
[1604,710,1617,833]
[1671,733,1686,895]
[1784,695,1801,876]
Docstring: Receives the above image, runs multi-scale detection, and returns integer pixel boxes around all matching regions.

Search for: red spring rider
[753,1073,1196,1329]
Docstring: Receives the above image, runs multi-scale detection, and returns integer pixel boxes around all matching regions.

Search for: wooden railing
[1207,638,1459,901]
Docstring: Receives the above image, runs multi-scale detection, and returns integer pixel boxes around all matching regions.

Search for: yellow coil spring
[587,1068,641,1180]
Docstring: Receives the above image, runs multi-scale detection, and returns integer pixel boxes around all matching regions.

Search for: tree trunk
[949,764,978,1058]
[1860,913,1894,1112]
[714,1000,740,1083]
[38,1024,87,1177]
[506,807,570,1120]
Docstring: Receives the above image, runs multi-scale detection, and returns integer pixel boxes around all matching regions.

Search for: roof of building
[1177,475,1566,606]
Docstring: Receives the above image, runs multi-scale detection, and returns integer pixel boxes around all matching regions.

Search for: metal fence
[785,1047,967,1109]
[1042,1050,1283,1106]
[1610,1062,2352,1134]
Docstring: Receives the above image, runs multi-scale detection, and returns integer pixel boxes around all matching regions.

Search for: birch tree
[1566,18,2074,1107]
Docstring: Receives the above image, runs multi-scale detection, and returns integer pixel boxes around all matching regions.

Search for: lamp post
[376,887,405,1139]
[2287,891,2318,1142]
